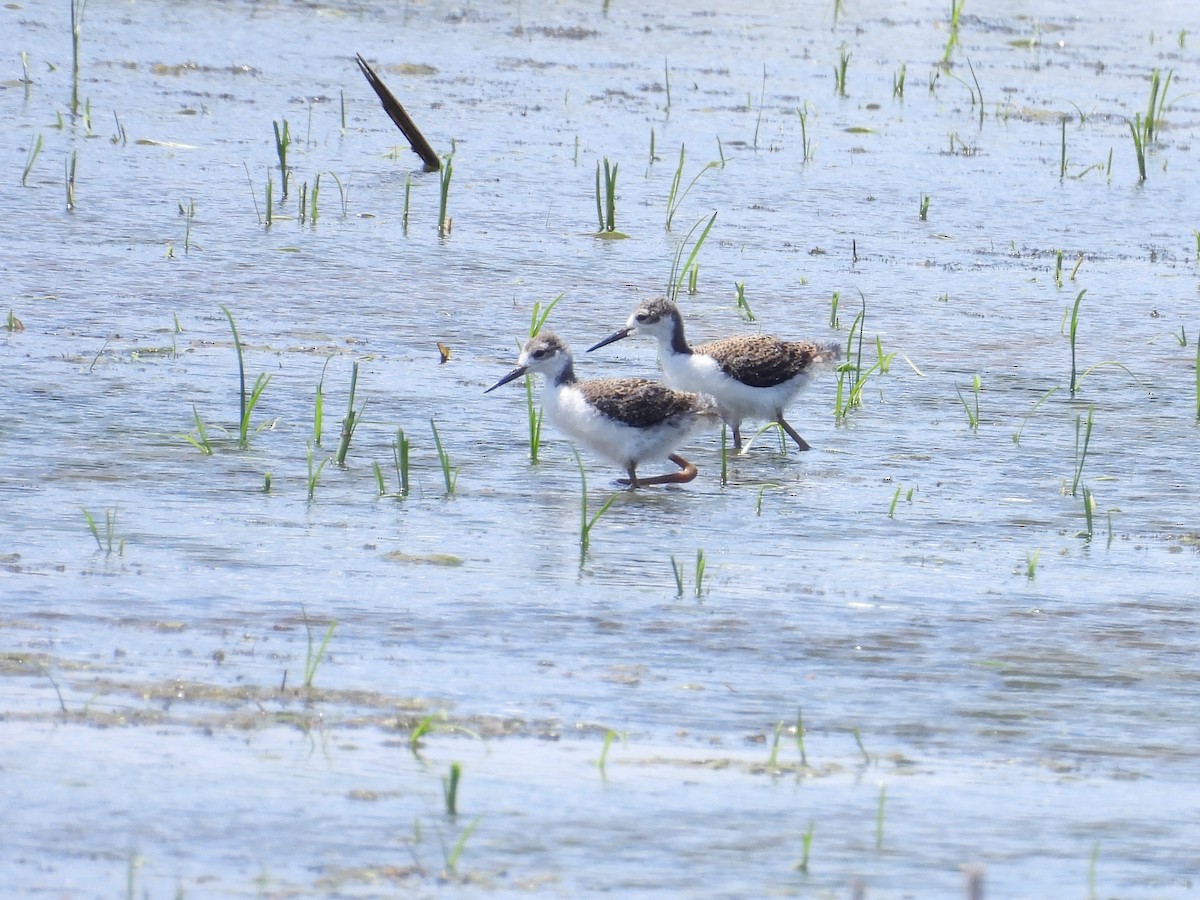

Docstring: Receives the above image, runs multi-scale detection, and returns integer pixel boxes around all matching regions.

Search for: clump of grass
[438,154,453,236]
[442,762,462,816]
[335,361,366,467]
[575,449,617,556]
[1066,288,1086,395]
[21,134,43,186]
[301,605,336,688]
[220,305,271,449]
[834,295,899,420]
[273,118,291,198]
[955,374,981,429]
[893,63,907,99]
[919,195,930,221]
[1025,549,1040,579]
[665,144,720,231]
[593,157,626,237]
[1143,68,1173,144]
[834,46,850,96]
[430,418,458,495]
[82,506,121,555]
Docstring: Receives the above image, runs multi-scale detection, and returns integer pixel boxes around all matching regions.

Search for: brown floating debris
[354,53,440,172]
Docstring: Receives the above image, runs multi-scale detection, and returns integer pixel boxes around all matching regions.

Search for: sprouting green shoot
[943,0,966,64]
[313,357,332,447]
[82,506,120,555]
[409,711,445,754]
[663,57,671,111]
[795,708,808,767]
[1071,406,1094,497]
[1012,386,1059,445]
[1088,841,1100,900]
[733,281,755,321]
[306,440,329,500]
[794,821,816,872]
[1060,116,1068,179]
[301,605,336,688]
[70,0,87,116]
[336,361,365,467]
[834,47,850,96]
[893,64,907,99]
[575,449,618,556]
[694,548,706,597]
[887,484,903,518]
[1068,289,1086,395]
[430,418,458,495]
[875,782,887,849]
[21,134,43,186]
[1025,549,1040,579]
[438,154,453,236]
[955,374,981,429]
[64,150,77,212]
[442,762,462,816]
[753,64,767,151]
[1054,249,1064,287]
[309,172,320,225]
[852,726,871,765]
[443,816,481,875]
[1128,114,1147,181]
[919,194,930,221]
[596,729,618,777]
[767,721,784,768]
[402,172,412,233]
[670,555,684,596]
[667,211,718,301]
[829,290,840,328]
[593,157,624,236]
[273,118,291,198]
[394,428,411,498]
[219,305,271,449]
[264,172,274,226]
[797,102,814,163]
[1081,484,1095,540]
[183,404,214,455]
[665,144,720,231]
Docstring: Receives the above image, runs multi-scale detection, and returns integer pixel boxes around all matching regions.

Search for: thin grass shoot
[301,605,336,688]
[21,134,43,186]
[430,418,458,495]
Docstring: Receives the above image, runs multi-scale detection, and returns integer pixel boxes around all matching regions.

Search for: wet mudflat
[3,0,1200,896]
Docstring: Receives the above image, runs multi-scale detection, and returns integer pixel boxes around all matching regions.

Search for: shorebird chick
[589,297,839,452]
[486,331,717,488]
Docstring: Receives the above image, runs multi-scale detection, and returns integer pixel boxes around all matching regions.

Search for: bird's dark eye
[531,348,547,359]
[636,313,656,324]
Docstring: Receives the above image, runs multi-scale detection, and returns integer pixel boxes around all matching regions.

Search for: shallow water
[3,0,1200,896]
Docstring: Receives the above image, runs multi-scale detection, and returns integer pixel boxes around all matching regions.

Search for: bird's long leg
[777,415,812,451]
[731,424,744,452]
[629,453,699,487]
[617,464,641,490]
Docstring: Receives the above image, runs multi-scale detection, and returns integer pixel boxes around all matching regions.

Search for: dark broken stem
[355,53,440,172]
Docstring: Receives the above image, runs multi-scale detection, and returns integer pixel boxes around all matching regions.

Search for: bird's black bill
[586,327,633,353]
[485,364,528,393]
